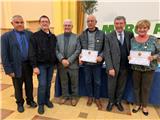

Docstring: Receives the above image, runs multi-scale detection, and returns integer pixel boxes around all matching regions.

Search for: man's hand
[33,67,40,75]
[62,59,70,67]
[128,55,131,60]
[8,73,15,77]
[96,56,103,63]
[108,69,115,77]
[79,54,83,65]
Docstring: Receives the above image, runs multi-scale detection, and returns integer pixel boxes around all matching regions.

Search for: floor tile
[32,115,59,120]
[78,112,88,119]
[0,108,14,120]
[0,84,12,91]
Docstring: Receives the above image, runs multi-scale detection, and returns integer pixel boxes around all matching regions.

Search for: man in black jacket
[79,15,105,110]
[1,15,37,113]
[29,15,57,114]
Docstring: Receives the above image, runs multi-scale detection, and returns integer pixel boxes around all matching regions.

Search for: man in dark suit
[104,16,134,111]
[1,15,37,113]
[56,19,81,106]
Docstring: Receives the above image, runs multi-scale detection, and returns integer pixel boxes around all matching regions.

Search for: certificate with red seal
[129,50,151,66]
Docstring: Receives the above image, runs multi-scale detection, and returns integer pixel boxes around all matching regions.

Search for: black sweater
[29,30,57,67]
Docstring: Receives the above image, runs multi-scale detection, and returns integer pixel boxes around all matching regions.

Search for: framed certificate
[80,49,98,63]
[129,50,151,66]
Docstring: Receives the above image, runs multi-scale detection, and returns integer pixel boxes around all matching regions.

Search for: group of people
[1,14,160,116]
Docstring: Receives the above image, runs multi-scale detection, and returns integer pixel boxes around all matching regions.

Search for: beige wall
[1,0,54,29]
[0,0,78,34]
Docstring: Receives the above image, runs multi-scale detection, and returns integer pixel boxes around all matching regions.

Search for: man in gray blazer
[56,19,81,106]
[104,16,134,111]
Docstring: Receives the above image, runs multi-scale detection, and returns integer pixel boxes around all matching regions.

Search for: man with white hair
[56,19,81,106]
[1,15,37,113]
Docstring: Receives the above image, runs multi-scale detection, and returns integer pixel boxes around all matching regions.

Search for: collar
[64,32,72,37]
[86,27,98,33]
[115,30,124,36]
[14,29,25,34]
[40,29,51,34]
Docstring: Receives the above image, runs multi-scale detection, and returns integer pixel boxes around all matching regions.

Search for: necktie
[119,33,123,45]
[20,34,27,60]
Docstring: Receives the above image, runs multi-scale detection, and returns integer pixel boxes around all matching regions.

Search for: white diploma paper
[129,50,151,66]
[80,49,98,63]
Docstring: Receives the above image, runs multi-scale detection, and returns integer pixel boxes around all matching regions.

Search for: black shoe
[27,101,37,108]
[45,101,53,108]
[38,105,44,114]
[115,102,124,111]
[142,107,149,116]
[17,105,24,113]
[142,111,149,116]
[106,102,114,111]
[132,106,141,113]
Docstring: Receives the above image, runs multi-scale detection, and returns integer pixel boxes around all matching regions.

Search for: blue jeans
[37,64,54,105]
[84,64,102,99]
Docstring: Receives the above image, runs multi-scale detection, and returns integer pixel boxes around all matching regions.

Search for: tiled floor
[0,66,160,120]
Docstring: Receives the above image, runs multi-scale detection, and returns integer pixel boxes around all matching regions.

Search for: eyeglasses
[64,24,72,27]
[40,20,49,23]
[87,20,95,23]
[14,21,24,24]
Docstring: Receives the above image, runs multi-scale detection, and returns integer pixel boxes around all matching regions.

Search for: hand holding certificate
[80,49,98,63]
[129,50,151,66]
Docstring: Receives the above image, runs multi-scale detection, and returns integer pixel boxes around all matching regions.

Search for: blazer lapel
[67,34,72,51]
[61,35,65,55]
[124,31,130,52]
[10,30,21,51]
[112,31,120,52]
[24,30,29,43]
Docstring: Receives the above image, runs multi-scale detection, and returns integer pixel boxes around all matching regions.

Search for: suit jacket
[56,33,81,69]
[78,27,105,58]
[104,30,134,74]
[1,29,32,77]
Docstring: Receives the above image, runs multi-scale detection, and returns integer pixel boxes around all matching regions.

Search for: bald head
[64,19,73,26]
[63,19,73,33]
[87,15,97,31]
[87,15,97,22]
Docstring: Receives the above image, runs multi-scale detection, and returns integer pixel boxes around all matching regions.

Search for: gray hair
[114,16,126,23]
[63,19,73,25]
[11,15,23,22]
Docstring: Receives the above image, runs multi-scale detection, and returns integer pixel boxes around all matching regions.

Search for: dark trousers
[12,62,33,105]
[108,68,128,103]
[58,66,78,98]
[37,64,54,105]
[132,70,154,107]
[84,64,102,99]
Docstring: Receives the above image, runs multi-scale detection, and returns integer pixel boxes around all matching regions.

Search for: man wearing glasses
[1,15,37,113]
[29,15,57,114]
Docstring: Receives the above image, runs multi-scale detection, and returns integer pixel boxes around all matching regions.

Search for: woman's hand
[33,67,40,75]
[148,55,156,61]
